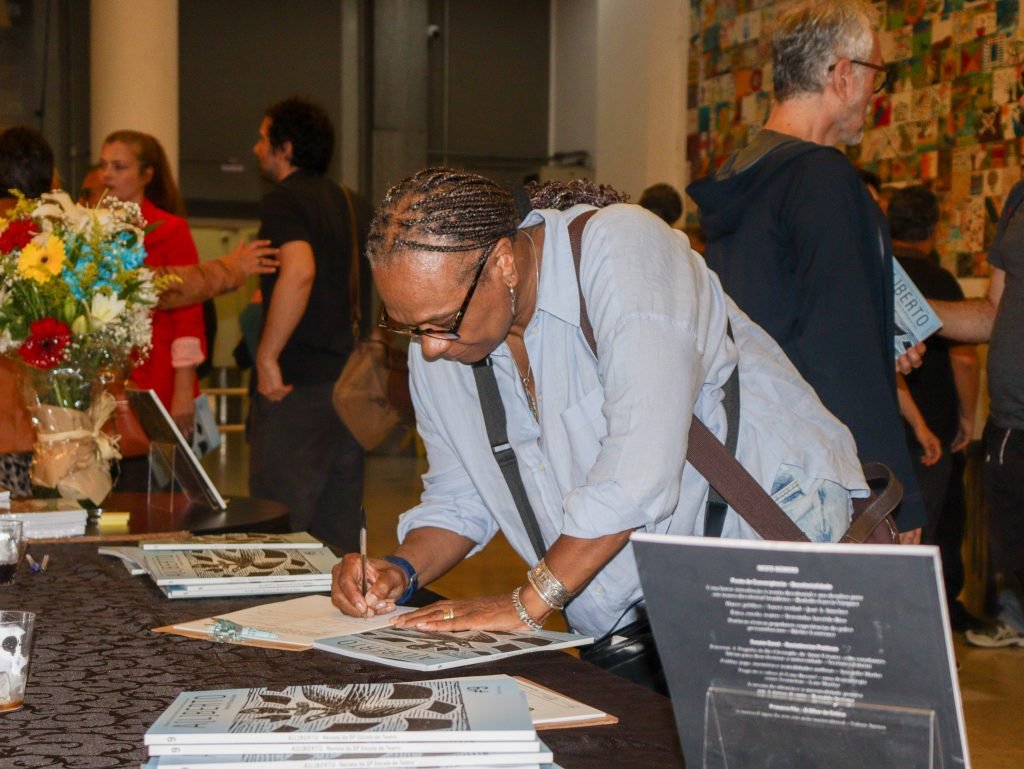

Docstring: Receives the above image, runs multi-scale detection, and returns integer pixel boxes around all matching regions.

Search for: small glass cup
[0,521,24,586]
[0,610,35,712]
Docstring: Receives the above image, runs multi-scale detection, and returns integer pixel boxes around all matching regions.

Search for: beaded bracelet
[527,559,575,610]
[511,586,543,631]
[382,555,418,605]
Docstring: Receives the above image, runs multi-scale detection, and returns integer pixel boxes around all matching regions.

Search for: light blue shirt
[398,204,867,637]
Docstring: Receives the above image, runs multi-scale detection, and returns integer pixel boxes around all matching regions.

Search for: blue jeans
[770,464,853,543]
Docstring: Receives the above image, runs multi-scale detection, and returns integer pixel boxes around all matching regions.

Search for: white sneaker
[965,621,1024,648]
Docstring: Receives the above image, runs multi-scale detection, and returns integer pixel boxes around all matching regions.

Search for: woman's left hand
[390,594,540,633]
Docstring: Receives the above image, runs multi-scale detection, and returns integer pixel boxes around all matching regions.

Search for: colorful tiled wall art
[687,0,1024,276]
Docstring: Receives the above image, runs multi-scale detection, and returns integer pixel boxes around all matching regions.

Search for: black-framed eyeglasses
[828,59,890,94]
[377,243,495,341]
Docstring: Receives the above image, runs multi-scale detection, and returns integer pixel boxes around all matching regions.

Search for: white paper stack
[2,498,88,539]
[142,678,555,769]
[99,536,338,599]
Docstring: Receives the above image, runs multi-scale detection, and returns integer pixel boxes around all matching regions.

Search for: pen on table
[26,554,39,573]
[41,554,49,571]
[360,507,368,619]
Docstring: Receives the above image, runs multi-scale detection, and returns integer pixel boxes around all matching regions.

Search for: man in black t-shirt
[888,186,981,630]
[248,97,371,551]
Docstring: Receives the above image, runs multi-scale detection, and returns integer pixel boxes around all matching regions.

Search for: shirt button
[594,585,604,594]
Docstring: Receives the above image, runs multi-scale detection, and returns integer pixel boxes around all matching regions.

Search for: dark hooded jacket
[687,132,926,531]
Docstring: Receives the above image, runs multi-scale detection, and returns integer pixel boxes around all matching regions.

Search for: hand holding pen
[359,517,368,620]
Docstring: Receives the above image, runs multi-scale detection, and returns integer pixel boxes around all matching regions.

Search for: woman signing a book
[332,168,869,693]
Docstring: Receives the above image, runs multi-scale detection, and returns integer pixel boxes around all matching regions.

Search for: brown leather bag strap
[840,462,902,544]
[567,210,810,543]
[340,184,361,338]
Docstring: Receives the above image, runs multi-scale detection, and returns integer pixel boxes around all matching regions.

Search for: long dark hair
[367,167,628,273]
[103,130,185,216]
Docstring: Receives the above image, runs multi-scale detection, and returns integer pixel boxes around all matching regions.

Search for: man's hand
[332,554,409,618]
[899,527,922,545]
[233,239,279,279]
[390,594,540,633]
[913,423,942,467]
[896,342,926,375]
[951,414,975,453]
[256,355,293,401]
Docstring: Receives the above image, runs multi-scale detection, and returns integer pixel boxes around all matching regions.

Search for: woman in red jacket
[99,130,206,435]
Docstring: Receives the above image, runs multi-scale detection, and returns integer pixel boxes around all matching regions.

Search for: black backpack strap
[472,357,547,560]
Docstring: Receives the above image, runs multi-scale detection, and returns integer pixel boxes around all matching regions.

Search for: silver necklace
[517,229,540,420]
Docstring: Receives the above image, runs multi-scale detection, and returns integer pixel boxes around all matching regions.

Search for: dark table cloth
[0,543,683,768]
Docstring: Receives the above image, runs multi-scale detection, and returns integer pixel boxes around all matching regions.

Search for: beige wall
[550,0,689,200]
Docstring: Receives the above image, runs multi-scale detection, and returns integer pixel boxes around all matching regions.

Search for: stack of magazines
[143,678,556,769]
[1,498,88,539]
[101,533,337,599]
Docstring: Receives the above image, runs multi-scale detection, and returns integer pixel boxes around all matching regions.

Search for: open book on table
[157,595,593,671]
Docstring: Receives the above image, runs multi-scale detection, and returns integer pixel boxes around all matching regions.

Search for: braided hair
[367,167,629,275]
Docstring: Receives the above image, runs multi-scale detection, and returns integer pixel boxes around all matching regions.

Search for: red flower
[0,218,39,253]
[18,318,72,369]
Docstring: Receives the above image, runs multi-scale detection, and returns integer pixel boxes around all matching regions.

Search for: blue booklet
[145,679,536,746]
[893,259,942,358]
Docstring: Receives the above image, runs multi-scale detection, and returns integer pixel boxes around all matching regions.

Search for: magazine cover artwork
[143,532,324,551]
[145,548,338,584]
[146,679,534,744]
[314,627,590,671]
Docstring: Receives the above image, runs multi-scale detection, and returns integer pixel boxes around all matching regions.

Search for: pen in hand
[359,510,368,619]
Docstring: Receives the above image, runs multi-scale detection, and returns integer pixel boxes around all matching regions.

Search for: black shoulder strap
[472,358,547,560]
[568,210,808,543]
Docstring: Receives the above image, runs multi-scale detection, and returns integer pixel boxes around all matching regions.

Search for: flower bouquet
[0,191,162,504]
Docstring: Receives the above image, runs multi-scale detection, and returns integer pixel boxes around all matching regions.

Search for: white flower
[89,292,127,329]
[32,190,145,241]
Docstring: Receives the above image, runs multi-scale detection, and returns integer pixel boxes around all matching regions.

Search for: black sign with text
[633,535,968,769]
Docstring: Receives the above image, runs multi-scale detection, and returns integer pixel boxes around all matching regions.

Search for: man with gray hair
[688,0,926,540]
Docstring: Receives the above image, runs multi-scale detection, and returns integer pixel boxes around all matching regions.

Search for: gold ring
[441,608,455,621]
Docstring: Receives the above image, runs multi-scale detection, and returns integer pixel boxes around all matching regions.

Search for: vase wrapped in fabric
[17,356,125,504]
[0,191,160,505]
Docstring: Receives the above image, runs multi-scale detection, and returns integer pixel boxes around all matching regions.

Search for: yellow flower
[17,235,66,283]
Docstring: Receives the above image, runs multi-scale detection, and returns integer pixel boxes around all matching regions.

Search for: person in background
[687,0,926,542]
[638,183,683,227]
[75,155,279,305]
[931,175,1024,648]
[248,96,372,551]
[887,186,982,632]
[331,168,869,693]
[100,130,206,436]
[78,164,104,207]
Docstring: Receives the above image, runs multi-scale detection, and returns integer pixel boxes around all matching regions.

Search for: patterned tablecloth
[0,543,684,768]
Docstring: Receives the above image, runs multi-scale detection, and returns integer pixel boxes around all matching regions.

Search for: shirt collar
[521,204,596,330]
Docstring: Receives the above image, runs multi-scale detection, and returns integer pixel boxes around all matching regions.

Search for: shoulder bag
[474,210,901,694]
[331,186,413,450]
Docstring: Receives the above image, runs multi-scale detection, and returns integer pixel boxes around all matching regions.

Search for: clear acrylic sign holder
[146,441,221,513]
[702,686,942,769]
